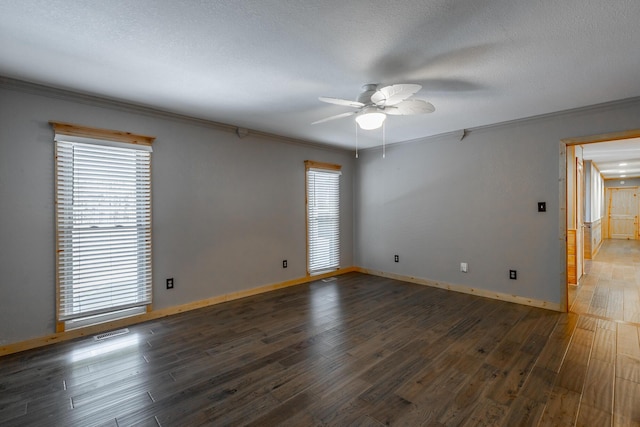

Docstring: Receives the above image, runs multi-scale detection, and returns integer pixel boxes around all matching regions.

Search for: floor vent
[94,328,130,341]
[322,277,337,282]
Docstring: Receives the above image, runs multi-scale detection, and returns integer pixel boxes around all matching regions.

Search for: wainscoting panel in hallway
[1,272,639,425]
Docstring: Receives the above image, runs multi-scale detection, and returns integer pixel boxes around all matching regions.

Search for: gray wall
[355,99,640,305]
[3,77,640,347]
[0,83,355,345]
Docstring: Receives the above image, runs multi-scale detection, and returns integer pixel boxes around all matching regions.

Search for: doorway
[563,129,640,319]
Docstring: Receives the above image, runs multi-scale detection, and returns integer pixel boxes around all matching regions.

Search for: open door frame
[560,129,640,312]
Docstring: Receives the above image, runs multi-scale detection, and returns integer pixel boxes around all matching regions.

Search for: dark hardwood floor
[1,272,639,426]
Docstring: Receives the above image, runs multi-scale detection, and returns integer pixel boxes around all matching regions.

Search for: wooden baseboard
[0,267,358,356]
[355,267,563,312]
[1,266,562,356]
[592,239,603,258]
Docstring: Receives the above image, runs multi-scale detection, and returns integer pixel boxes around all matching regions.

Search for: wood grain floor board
[565,326,595,365]
[618,323,640,358]
[574,239,640,326]
[592,326,617,363]
[0,402,27,424]
[3,271,640,425]
[614,378,640,423]
[576,403,612,427]
[501,394,546,427]
[538,385,581,426]
[460,398,509,427]
[435,363,502,426]
[305,378,371,425]
[388,338,460,403]
[535,312,578,373]
[617,354,640,383]
[193,392,281,426]
[484,345,542,406]
[582,359,615,413]
[349,414,388,427]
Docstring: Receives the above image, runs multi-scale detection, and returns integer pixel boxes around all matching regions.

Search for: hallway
[570,239,640,324]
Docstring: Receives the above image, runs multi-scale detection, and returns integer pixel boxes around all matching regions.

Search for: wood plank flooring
[571,239,640,324]
[1,272,639,426]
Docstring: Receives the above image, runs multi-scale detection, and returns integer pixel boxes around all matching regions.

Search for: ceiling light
[355,108,386,130]
[619,163,628,166]
[621,174,627,177]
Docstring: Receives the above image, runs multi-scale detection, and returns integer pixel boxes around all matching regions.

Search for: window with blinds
[305,161,341,275]
[53,123,154,329]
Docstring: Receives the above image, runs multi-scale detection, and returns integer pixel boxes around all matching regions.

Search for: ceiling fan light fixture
[356,108,386,130]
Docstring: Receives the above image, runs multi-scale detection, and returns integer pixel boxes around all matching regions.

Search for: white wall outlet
[460,262,468,273]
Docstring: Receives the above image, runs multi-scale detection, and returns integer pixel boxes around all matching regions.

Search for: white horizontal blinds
[306,164,341,275]
[55,138,152,321]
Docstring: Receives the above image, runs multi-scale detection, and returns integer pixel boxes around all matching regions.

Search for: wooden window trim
[52,122,154,332]
[304,160,342,171]
[305,160,341,276]
[50,121,155,146]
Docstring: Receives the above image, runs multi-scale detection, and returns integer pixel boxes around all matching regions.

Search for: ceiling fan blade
[312,111,357,125]
[371,84,422,106]
[318,97,364,108]
[385,99,435,115]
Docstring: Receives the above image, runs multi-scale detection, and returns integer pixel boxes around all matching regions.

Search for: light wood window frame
[51,122,155,332]
[305,160,342,276]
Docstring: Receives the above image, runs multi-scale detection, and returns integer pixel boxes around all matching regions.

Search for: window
[52,122,154,330]
[305,160,341,275]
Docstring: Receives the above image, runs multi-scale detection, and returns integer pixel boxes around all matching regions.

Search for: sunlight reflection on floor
[68,333,141,363]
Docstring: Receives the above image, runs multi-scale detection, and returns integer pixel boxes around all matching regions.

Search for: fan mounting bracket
[357,83,379,105]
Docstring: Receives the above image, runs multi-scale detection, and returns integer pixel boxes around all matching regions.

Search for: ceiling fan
[312,83,435,130]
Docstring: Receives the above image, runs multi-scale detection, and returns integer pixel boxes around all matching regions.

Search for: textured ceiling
[1,0,639,150]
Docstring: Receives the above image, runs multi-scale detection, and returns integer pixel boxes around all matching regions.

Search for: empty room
[1,1,640,426]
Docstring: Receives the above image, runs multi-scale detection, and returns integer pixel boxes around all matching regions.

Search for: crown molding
[0,76,350,154]
[361,96,640,154]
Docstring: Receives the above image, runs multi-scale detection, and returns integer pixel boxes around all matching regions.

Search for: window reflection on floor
[309,281,342,328]
[68,333,141,363]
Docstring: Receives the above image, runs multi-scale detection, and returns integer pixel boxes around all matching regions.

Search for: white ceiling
[1,0,639,150]
[582,138,640,180]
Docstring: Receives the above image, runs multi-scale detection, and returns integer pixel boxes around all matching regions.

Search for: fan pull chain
[382,121,386,159]
[355,120,359,158]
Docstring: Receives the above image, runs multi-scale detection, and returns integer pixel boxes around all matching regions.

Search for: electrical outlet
[394,255,399,263]
[509,270,517,280]
[283,260,287,268]
[166,278,174,289]
[460,262,468,273]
